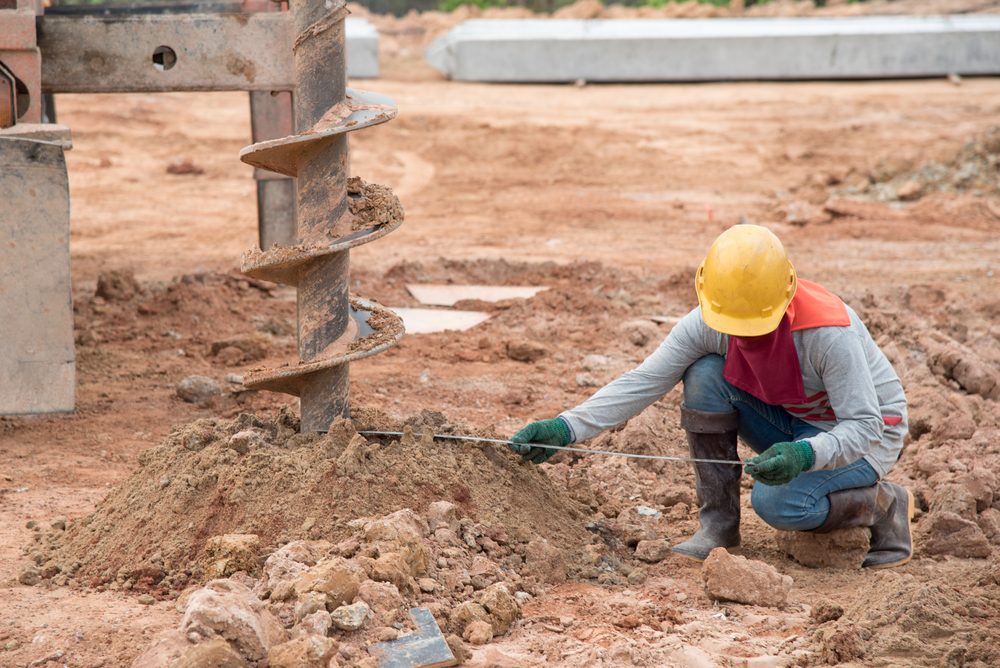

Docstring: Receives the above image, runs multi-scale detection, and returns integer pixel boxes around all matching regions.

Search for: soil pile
[21,408,591,596]
[810,567,1000,666]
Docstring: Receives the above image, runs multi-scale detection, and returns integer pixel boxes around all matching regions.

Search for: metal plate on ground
[0,138,75,414]
[369,608,457,668]
[406,284,547,307]
[391,308,491,334]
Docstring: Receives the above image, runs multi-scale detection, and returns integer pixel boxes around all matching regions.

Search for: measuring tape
[357,431,749,467]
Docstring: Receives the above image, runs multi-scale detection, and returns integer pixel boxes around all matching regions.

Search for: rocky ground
[3,8,1000,666]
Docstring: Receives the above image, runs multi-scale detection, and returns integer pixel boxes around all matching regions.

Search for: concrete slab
[406,284,548,306]
[346,17,380,79]
[393,308,492,334]
[0,137,75,415]
[425,16,1000,82]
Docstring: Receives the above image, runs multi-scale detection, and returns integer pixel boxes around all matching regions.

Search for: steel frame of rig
[0,0,404,430]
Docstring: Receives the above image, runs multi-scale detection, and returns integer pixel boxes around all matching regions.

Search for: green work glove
[509,418,571,464]
[744,441,814,486]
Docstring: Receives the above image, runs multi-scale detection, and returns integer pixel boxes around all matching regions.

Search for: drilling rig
[0,0,403,431]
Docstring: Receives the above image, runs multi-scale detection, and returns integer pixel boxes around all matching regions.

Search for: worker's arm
[799,324,885,472]
[557,307,727,443]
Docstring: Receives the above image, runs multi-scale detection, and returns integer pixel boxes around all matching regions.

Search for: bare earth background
[3,2,1000,666]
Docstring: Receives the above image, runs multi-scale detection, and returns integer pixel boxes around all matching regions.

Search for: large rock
[480,582,521,635]
[353,510,429,577]
[254,553,309,599]
[774,528,871,569]
[960,469,997,513]
[929,484,978,521]
[525,540,566,584]
[702,548,793,608]
[180,580,287,661]
[268,636,337,668]
[131,633,248,668]
[370,552,412,591]
[202,534,260,580]
[922,512,992,558]
[356,580,404,613]
[450,601,491,635]
[293,557,360,610]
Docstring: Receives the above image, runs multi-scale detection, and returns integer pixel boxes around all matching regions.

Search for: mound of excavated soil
[810,566,1000,667]
[23,408,590,595]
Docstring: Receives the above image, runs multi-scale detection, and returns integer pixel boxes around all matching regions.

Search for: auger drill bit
[238,0,404,432]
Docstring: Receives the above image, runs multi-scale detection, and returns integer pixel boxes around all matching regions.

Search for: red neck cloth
[722,280,850,406]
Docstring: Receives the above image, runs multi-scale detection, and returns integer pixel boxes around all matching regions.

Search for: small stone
[976,508,1000,545]
[634,539,672,563]
[929,484,977,521]
[24,519,36,529]
[702,548,793,608]
[138,594,156,605]
[627,568,648,586]
[228,430,264,455]
[294,556,361,610]
[50,516,67,531]
[451,601,490,635]
[480,582,521,635]
[96,269,140,301]
[810,600,844,624]
[268,635,337,668]
[357,580,404,613]
[506,338,549,363]
[418,578,438,593]
[297,610,331,637]
[525,540,566,584]
[597,571,627,587]
[427,500,460,532]
[211,331,272,361]
[176,375,222,404]
[445,634,469,665]
[463,620,493,645]
[774,528,871,569]
[203,534,260,579]
[19,562,40,586]
[330,600,373,631]
[370,552,411,590]
[295,594,326,622]
[896,180,924,201]
[216,346,246,366]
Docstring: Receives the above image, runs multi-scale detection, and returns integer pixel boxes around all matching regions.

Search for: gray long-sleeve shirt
[559,305,907,478]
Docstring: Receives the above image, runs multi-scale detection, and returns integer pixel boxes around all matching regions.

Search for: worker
[510,225,912,569]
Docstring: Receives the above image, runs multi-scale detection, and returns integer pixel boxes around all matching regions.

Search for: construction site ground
[4,10,1000,667]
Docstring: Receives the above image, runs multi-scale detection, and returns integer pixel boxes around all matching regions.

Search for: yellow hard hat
[695,225,797,337]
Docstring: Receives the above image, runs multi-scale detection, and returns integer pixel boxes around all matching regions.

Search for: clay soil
[5,6,1000,666]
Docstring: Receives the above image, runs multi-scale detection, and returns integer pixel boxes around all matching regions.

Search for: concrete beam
[346,17,379,79]
[425,16,1000,83]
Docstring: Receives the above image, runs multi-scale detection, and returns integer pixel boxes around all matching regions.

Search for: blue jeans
[682,354,879,531]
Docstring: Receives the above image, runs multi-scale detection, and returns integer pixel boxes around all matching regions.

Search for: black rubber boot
[812,481,914,569]
[671,405,742,562]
